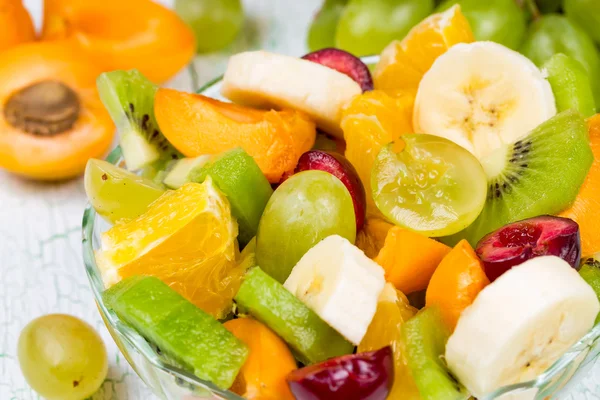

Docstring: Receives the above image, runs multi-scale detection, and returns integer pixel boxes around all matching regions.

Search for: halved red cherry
[476,215,581,282]
[286,346,393,400]
[302,48,374,92]
[295,150,366,231]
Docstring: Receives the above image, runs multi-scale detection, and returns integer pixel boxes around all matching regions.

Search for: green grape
[371,135,487,237]
[335,0,433,56]
[256,170,356,283]
[84,158,165,224]
[437,0,526,50]
[520,14,600,108]
[564,0,600,44]
[307,0,349,51]
[18,314,108,400]
[537,0,562,13]
[175,0,244,53]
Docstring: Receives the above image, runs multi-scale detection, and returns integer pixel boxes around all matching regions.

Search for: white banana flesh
[414,41,556,160]
[284,234,385,345]
[445,256,599,398]
[221,51,362,138]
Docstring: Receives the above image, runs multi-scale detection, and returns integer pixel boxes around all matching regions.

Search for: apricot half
[0,41,114,180]
[0,0,35,52]
[42,0,195,83]
[155,89,316,182]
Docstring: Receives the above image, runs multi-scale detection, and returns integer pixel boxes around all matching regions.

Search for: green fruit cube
[234,267,353,364]
[103,276,248,389]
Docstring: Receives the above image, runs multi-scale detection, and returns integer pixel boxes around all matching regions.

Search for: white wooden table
[1,1,598,399]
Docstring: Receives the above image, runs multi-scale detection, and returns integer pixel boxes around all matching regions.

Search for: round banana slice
[221,51,362,138]
[445,256,599,398]
[413,41,556,160]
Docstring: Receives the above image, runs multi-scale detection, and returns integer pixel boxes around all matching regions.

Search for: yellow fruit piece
[373,5,474,95]
[359,283,419,400]
[97,179,243,319]
[342,90,414,214]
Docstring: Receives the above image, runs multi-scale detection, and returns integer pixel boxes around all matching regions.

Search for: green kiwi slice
[580,255,600,323]
[443,109,593,247]
[543,53,596,118]
[401,307,469,400]
[97,70,181,171]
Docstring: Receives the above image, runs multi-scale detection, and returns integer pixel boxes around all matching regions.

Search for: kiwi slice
[162,156,212,189]
[103,275,248,389]
[443,110,593,247]
[97,70,181,171]
[580,255,600,323]
[401,307,468,400]
[543,53,596,118]
[234,267,353,364]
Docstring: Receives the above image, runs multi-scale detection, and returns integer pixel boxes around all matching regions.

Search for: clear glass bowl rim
[81,55,600,400]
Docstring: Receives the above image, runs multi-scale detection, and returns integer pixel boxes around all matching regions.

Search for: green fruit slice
[371,134,487,237]
[580,255,600,323]
[437,0,526,50]
[103,275,248,389]
[190,147,273,247]
[444,110,593,247]
[256,170,356,283]
[234,267,353,364]
[335,0,433,56]
[162,156,212,189]
[401,307,469,400]
[520,14,600,109]
[307,0,349,51]
[84,158,165,224]
[97,70,182,171]
[543,53,596,118]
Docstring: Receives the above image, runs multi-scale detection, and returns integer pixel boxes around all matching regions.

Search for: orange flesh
[224,318,296,400]
[559,114,600,256]
[155,89,316,183]
[0,41,114,180]
[425,240,489,330]
[42,0,195,83]
[0,0,35,52]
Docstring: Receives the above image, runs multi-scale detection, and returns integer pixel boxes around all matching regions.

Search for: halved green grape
[256,170,356,283]
[18,314,108,400]
[175,0,244,53]
[371,135,487,237]
[84,158,165,224]
[308,0,349,51]
[335,0,433,56]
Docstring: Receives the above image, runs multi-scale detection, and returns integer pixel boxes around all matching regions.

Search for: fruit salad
[85,6,600,400]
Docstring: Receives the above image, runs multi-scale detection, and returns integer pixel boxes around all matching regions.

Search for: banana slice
[413,41,556,160]
[221,51,362,138]
[445,256,599,398]
[284,234,385,345]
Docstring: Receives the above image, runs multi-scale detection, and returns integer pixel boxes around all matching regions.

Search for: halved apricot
[42,0,195,83]
[155,89,316,182]
[224,317,297,400]
[0,0,35,52]
[0,41,114,180]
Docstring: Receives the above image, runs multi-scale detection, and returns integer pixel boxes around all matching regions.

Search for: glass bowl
[82,57,600,400]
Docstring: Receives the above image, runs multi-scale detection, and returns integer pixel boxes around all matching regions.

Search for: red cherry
[476,215,581,281]
[302,48,374,92]
[287,347,394,400]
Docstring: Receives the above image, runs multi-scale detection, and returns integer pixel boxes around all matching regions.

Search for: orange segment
[425,240,490,330]
[0,41,114,180]
[0,0,35,52]
[341,90,414,212]
[42,0,195,83]
[356,218,451,294]
[224,318,296,400]
[358,283,419,399]
[373,5,474,95]
[155,89,316,183]
[97,180,244,319]
[560,114,600,256]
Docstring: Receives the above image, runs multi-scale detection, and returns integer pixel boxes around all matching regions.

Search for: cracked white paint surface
[1,0,599,399]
